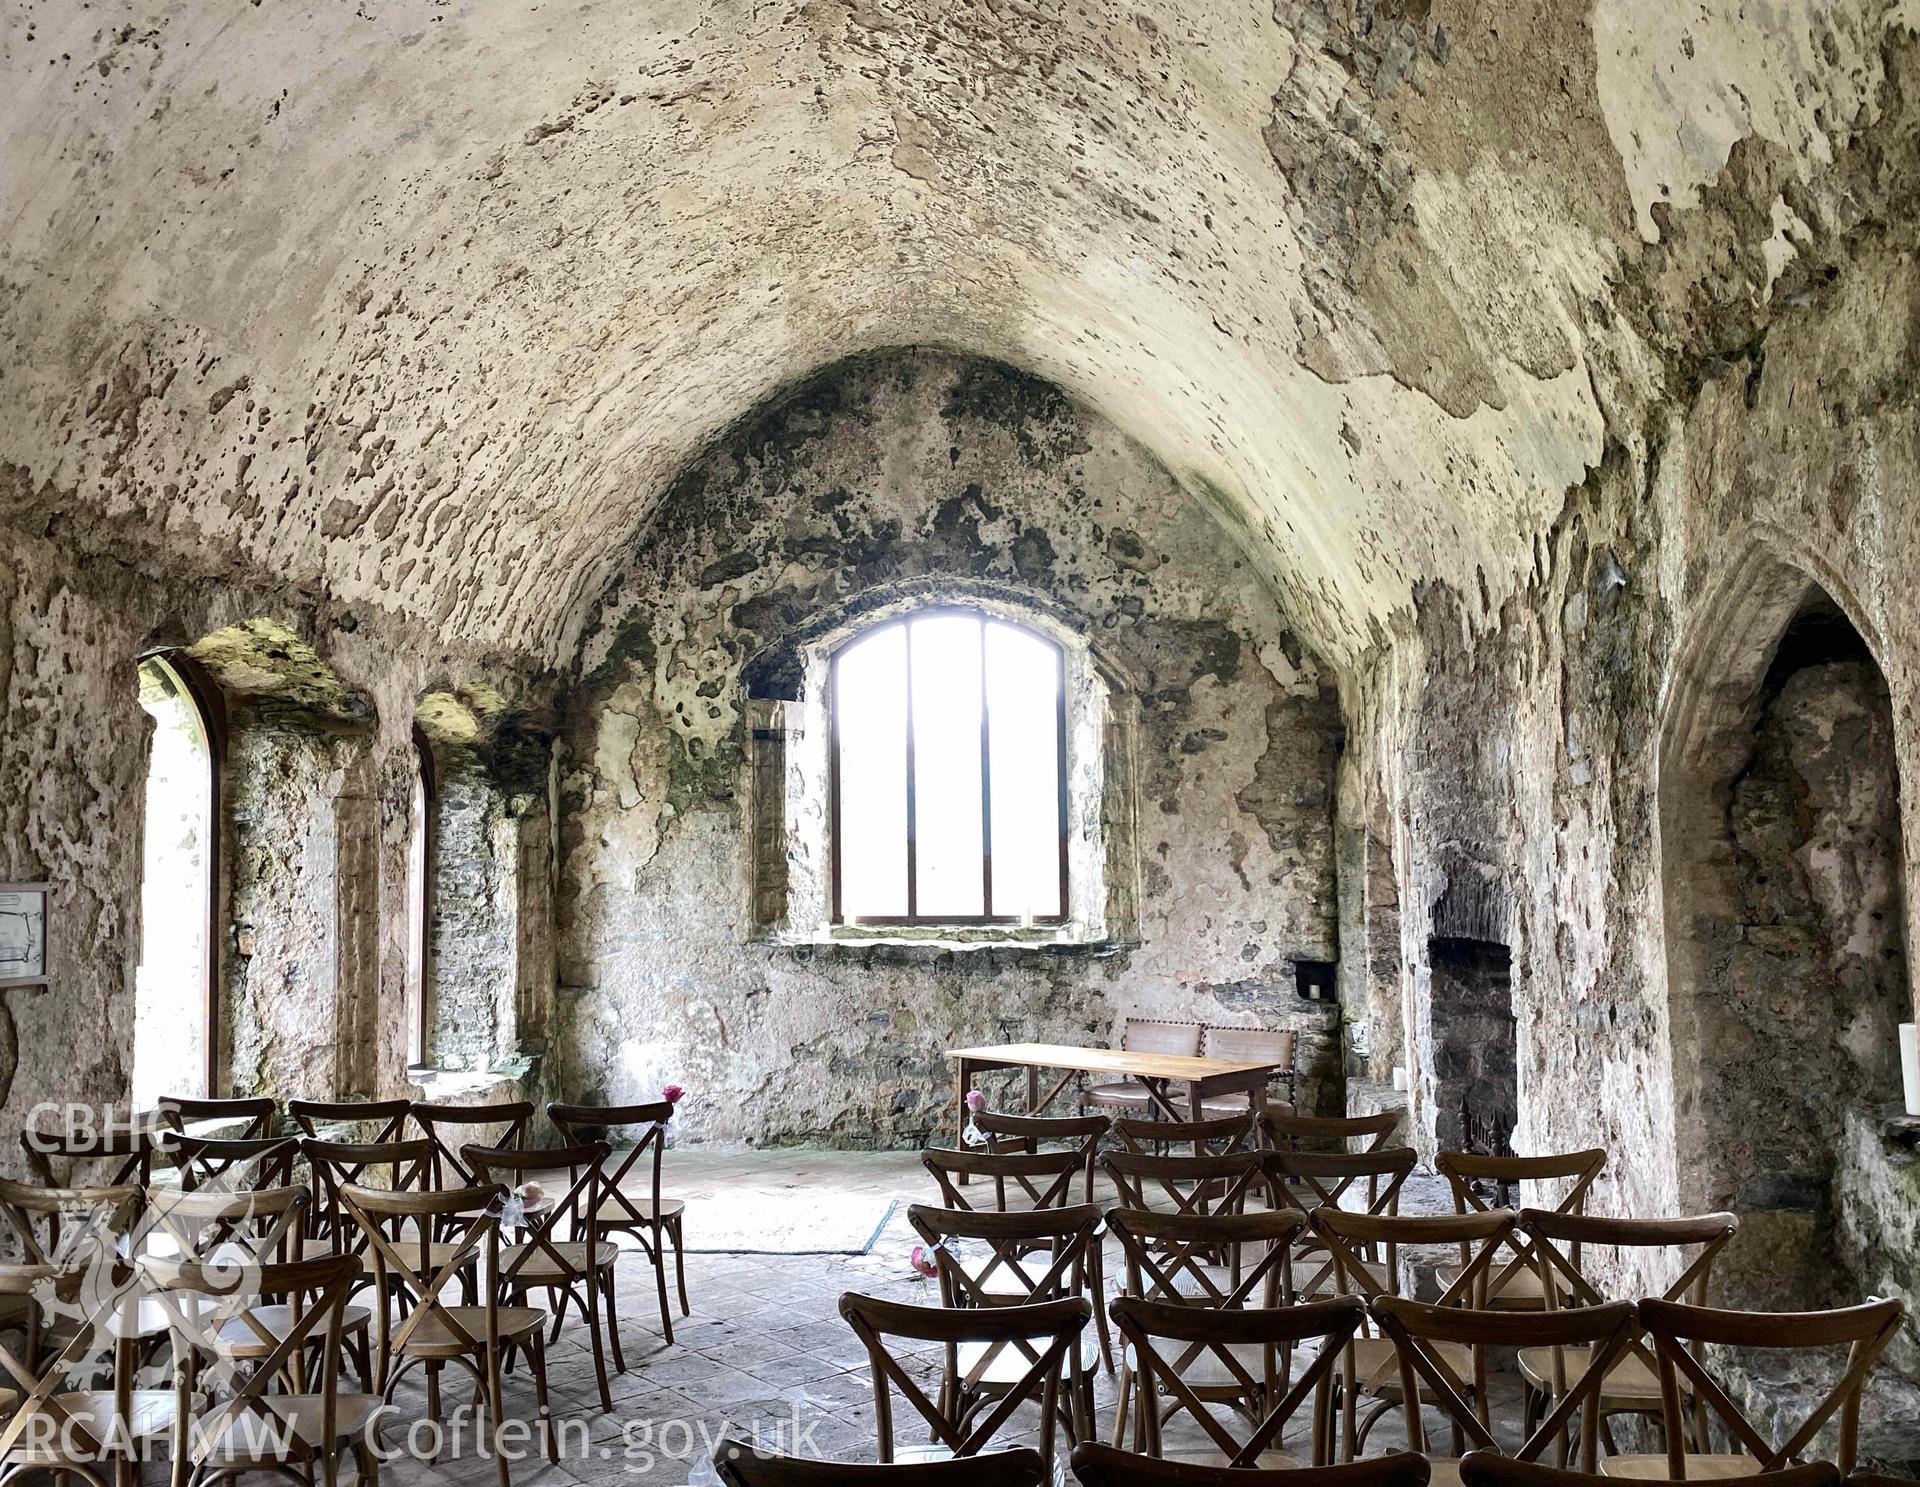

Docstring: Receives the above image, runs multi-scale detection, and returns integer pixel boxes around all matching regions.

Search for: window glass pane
[836,623,908,918]
[986,621,1064,919]
[910,613,985,916]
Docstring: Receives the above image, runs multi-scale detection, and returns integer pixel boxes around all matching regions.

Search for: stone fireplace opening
[1428,935,1517,1155]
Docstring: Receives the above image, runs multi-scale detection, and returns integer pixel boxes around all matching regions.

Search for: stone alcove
[1425,865,1517,1155]
[1661,551,1912,1311]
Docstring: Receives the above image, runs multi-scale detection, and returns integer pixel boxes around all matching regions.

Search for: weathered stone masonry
[550,351,1346,1145]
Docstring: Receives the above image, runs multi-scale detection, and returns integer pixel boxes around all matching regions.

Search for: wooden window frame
[828,606,1070,927]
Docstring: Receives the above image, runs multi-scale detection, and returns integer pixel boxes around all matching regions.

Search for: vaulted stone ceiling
[1,0,1908,668]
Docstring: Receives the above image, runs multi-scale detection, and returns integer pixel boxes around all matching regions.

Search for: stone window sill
[767,933,1137,965]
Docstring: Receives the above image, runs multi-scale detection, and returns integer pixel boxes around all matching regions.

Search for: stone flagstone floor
[362,1147,1488,1487]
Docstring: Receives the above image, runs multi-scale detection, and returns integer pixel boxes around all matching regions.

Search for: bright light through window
[833,609,1065,924]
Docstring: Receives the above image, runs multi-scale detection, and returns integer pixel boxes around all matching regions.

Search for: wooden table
[945,1041,1286,1148]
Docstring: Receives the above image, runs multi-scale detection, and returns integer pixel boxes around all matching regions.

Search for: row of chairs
[2,1094,696,1486]
[22,1094,690,1349]
[717,1445,1889,1487]
[801,1105,1907,1479]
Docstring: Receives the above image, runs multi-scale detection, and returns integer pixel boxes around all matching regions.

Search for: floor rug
[674,1189,899,1256]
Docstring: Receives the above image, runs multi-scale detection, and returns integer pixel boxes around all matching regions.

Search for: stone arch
[130,649,221,1107]
[410,687,557,1075]
[182,619,379,1100]
[1658,533,1909,1307]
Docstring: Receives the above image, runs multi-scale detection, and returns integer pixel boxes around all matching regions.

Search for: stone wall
[222,709,375,1101]
[552,350,1345,1145]
[0,513,553,1162]
[422,725,556,1074]
[1697,640,1909,1308]
[1342,216,1920,1362]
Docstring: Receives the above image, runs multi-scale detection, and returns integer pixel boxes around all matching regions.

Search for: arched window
[830,608,1067,925]
[132,652,219,1107]
[405,729,434,1070]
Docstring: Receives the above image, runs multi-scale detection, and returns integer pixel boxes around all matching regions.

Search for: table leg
[955,1058,973,1184]
[1188,1081,1204,1158]
[1253,1073,1271,1151]
[1026,1064,1041,1153]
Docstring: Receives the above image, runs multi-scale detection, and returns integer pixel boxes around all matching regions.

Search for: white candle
[1391,1065,1408,1092]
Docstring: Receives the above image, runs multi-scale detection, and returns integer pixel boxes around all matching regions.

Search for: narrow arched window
[405,729,434,1069]
[830,608,1067,925]
[132,652,219,1107]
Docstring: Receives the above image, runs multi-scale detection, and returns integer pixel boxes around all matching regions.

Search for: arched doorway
[132,652,218,1108]
[1661,554,1909,1307]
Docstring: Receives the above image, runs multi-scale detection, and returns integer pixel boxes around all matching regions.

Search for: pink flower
[909,1245,939,1280]
[661,1084,686,1105]
[964,1090,985,1112]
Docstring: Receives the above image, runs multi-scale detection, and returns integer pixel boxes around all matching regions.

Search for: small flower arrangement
[493,1181,545,1228]
[962,1088,988,1148]
[909,1244,939,1282]
[661,1084,686,1107]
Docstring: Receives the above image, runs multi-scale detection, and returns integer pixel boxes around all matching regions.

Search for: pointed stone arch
[1658,531,1909,1307]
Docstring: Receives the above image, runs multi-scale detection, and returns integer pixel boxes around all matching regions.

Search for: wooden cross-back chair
[1110,1292,1363,1470]
[972,1108,1107,1177]
[1081,1019,1205,1117]
[714,1439,1050,1486]
[1108,1207,1305,1309]
[0,1176,145,1394]
[286,1099,412,1143]
[1602,1297,1906,1480]
[465,1140,624,1411]
[142,1183,375,1393]
[0,1251,171,1487]
[1197,1026,1298,1117]
[547,1100,688,1344]
[343,1182,556,1485]
[0,1176,141,1285]
[301,1136,435,1235]
[141,1181,308,1266]
[22,1113,172,1190]
[1263,1109,1402,1155]
[1100,1149,1266,1220]
[168,1134,302,1192]
[1266,1145,1420,1306]
[1072,1443,1433,1487]
[1112,1112,1257,1159]
[1105,1207,1307,1453]
[908,1204,1102,1443]
[409,1101,533,1187]
[1311,1209,1516,1460]
[1461,1455,1841,1487]
[156,1095,278,1140]
[841,1292,1092,1463]
[921,1147,1113,1370]
[289,1102,411,1240]
[1435,1149,1608,1312]
[910,1202,1100,1311]
[1266,1145,1418,1224]
[925,1145,1088,1213]
[1517,1209,1738,1461]
[143,1253,381,1487]
[1371,1296,1640,1483]
[300,1137,475,1302]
